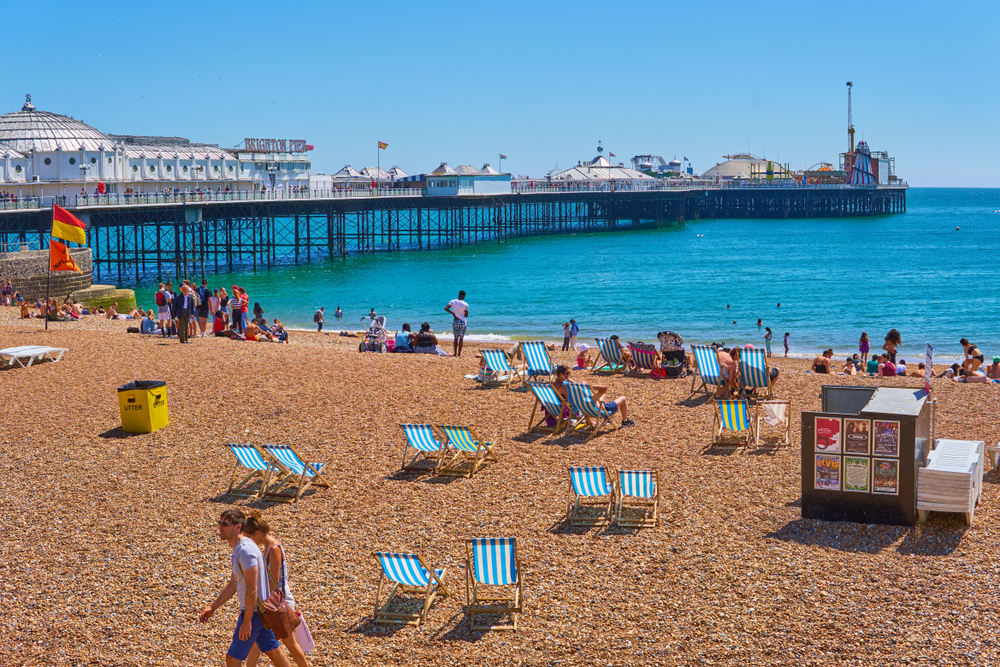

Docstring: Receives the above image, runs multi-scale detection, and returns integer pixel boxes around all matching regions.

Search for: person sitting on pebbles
[553,364,635,428]
[812,349,834,374]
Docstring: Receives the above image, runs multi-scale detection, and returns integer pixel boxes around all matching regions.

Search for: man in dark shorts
[553,364,635,427]
[199,509,291,667]
[196,279,210,337]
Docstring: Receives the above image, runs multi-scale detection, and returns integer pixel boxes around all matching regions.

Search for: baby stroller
[657,331,688,378]
[359,316,389,353]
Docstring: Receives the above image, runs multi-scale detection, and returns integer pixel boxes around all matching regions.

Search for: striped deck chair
[691,344,726,397]
[225,444,292,501]
[755,399,791,449]
[527,382,571,435]
[465,537,523,631]
[399,423,447,474]
[738,347,773,400]
[567,466,616,527]
[712,399,756,449]
[373,552,450,627]
[519,341,554,382]
[615,470,660,528]
[590,338,626,374]
[480,348,517,389]
[625,342,659,377]
[439,425,498,478]
[564,381,614,442]
[261,444,331,502]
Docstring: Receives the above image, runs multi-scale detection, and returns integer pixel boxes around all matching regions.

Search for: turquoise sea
[133,188,1000,362]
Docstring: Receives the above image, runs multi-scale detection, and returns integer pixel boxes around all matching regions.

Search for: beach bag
[155,291,165,307]
[127,326,140,334]
[238,559,301,641]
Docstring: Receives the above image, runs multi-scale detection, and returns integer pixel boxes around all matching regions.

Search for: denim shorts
[604,401,619,415]
[228,610,280,660]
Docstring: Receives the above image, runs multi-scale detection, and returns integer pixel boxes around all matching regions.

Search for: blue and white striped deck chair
[738,347,773,400]
[691,344,726,397]
[519,341,554,382]
[480,348,517,389]
[226,444,288,500]
[465,537,523,631]
[527,381,571,435]
[399,423,447,474]
[439,425,498,478]
[567,466,616,527]
[590,338,625,374]
[373,552,450,627]
[564,381,614,442]
[615,470,660,528]
[712,399,756,449]
[260,444,330,502]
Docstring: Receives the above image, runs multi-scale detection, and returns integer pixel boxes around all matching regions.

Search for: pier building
[0,95,312,197]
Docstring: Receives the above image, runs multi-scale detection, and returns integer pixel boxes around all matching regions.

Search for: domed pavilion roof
[0,95,116,153]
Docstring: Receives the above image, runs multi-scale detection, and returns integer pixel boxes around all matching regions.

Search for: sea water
[132,188,1000,362]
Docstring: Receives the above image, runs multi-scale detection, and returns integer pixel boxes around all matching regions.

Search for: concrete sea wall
[0,247,93,299]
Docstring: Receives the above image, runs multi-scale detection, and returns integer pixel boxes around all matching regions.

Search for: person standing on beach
[783,332,790,358]
[198,509,291,667]
[239,288,250,333]
[197,279,211,337]
[230,286,242,333]
[764,327,773,358]
[859,332,870,363]
[155,282,170,334]
[314,307,325,332]
[445,290,469,357]
[561,322,571,351]
[172,284,196,344]
[569,319,579,351]
[882,329,901,363]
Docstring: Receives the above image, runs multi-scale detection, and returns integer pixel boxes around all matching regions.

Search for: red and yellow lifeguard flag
[49,239,82,273]
[378,141,388,150]
[52,204,87,245]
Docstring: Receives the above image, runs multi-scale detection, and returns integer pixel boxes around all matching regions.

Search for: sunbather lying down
[475,351,527,375]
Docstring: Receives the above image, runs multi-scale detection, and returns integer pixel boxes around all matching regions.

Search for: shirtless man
[716,346,738,396]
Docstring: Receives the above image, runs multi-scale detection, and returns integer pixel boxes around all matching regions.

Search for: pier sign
[244,138,310,153]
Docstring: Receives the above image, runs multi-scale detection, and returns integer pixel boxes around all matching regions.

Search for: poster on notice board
[873,420,900,457]
[815,455,841,491]
[815,417,842,454]
[843,419,871,455]
[872,459,899,494]
[844,456,871,493]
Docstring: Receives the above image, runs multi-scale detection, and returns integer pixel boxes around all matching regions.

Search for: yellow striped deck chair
[712,399,756,449]
[439,425,498,478]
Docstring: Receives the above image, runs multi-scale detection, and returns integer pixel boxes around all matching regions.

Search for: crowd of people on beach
[152,280,288,343]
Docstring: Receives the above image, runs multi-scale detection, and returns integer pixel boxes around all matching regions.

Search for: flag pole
[44,206,52,331]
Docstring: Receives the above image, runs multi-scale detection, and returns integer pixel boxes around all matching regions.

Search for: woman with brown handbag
[243,510,312,667]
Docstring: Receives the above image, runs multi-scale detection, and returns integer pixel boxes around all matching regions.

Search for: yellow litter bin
[117,380,169,433]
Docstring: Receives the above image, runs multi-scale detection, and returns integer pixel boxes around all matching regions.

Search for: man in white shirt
[199,510,291,667]
[445,290,469,357]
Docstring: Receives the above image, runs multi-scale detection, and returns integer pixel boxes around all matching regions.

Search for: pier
[0,184,906,284]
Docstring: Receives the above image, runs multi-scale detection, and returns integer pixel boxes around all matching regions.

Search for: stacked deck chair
[564,382,615,442]
[590,338,626,374]
[616,470,660,528]
[519,341,555,383]
[479,348,519,389]
[567,466,616,527]
[738,347,774,401]
[439,425,498,478]
[0,345,68,368]
[465,537,523,631]
[712,399,756,449]
[690,344,726,398]
[527,382,572,435]
[625,341,659,377]
[226,443,285,500]
[372,552,450,627]
[399,423,448,474]
[259,444,330,502]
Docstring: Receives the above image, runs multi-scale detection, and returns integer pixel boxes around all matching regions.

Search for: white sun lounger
[0,345,68,368]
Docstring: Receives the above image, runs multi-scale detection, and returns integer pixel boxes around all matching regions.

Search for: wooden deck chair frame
[226,444,296,501]
[251,444,316,503]
[690,344,726,398]
[567,466,616,527]
[465,538,523,631]
[564,382,615,442]
[438,425,498,478]
[590,338,626,374]
[526,382,571,435]
[738,347,774,401]
[399,423,448,474]
[755,399,791,449]
[624,343,659,377]
[479,348,518,389]
[519,341,555,383]
[711,399,756,449]
[615,470,660,528]
[263,444,331,501]
[372,552,450,627]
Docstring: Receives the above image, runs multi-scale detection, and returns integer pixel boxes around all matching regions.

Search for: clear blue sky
[5,1,996,186]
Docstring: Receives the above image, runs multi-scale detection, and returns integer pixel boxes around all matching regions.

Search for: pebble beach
[3,311,999,666]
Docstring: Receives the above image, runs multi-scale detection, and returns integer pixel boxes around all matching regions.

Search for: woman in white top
[242,510,310,667]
